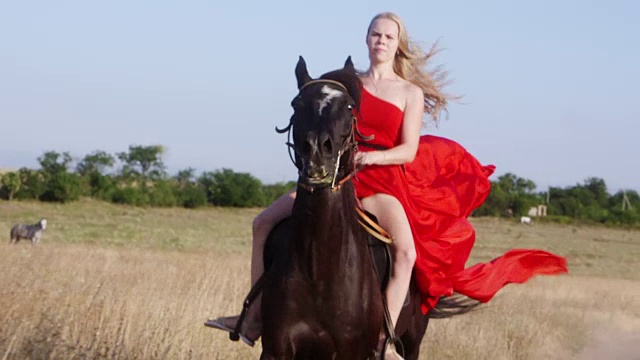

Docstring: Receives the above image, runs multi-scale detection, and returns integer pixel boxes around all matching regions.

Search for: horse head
[278,56,362,192]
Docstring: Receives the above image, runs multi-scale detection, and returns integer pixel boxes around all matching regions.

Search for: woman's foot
[204,315,261,347]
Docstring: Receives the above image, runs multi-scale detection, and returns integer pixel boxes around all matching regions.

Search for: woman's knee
[252,210,282,247]
[252,212,272,241]
[252,189,296,244]
[361,194,416,265]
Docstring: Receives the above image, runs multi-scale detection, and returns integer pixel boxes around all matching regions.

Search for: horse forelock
[317,85,344,116]
[319,68,362,111]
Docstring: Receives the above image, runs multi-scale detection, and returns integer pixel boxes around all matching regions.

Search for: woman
[208,12,567,358]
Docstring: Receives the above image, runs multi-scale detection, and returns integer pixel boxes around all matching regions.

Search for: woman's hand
[355,151,385,166]
[354,152,369,166]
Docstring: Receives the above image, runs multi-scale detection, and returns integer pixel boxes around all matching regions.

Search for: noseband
[276,79,369,193]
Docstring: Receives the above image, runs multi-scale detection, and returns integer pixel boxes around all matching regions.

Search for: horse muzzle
[298,164,336,192]
[302,165,332,183]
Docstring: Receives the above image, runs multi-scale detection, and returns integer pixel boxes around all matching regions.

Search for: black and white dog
[9,218,48,245]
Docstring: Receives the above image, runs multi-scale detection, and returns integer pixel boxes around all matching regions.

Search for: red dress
[353,86,567,314]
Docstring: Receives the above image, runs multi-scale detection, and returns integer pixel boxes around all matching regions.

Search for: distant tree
[112,187,149,206]
[38,151,73,176]
[1,172,21,200]
[77,150,115,176]
[178,184,208,208]
[117,145,166,180]
[546,177,613,222]
[497,172,537,195]
[75,150,117,200]
[548,186,578,217]
[88,172,117,201]
[41,171,82,203]
[171,168,207,208]
[198,171,218,204]
[148,179,178,207]
[34,151,82,203]
[15,168,47,200]
[474,183,509,217]
[174,167,197,187]
[475,173,538,217]
[583,177,608,207]
[261,181,296,206]
[207,168,265,207]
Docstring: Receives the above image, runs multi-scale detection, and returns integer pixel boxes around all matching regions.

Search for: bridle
[276,79,372,193]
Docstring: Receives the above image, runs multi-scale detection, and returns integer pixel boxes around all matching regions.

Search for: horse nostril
[322,137,333,154]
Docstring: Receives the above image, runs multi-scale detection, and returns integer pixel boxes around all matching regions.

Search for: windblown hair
[367,12,457,121]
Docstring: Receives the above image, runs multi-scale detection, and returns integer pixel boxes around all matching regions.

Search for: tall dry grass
[1,245,259,359]
[1,199,639,359]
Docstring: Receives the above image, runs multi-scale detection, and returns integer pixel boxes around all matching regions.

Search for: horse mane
[319,68,362,111]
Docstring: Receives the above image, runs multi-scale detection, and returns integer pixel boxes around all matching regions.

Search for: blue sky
[1,1,638,192]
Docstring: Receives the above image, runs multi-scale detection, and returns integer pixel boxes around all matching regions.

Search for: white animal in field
[9,218,47,245]
[520,216,533,225]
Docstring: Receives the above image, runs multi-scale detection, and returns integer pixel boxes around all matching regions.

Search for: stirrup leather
[355,207,393,244]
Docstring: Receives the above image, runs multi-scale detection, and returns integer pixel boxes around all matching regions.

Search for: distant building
[528,204,548,217]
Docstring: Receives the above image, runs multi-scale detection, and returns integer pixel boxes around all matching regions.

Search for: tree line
[476,173,639,226]
[0,145,295,209]
[1,145,638,226]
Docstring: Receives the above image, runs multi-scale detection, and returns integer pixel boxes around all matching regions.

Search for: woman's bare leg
[361,193,416,359]
[250,189,297,287]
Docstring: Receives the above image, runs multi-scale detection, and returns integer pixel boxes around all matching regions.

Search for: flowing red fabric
[353,86,567,314]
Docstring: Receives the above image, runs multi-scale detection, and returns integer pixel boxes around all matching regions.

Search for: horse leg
[399,317,428,360]
[261,330,316,360]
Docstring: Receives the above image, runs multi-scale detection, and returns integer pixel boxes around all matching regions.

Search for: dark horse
[249,57,475,360]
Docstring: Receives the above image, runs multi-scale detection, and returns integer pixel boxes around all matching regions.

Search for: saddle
[356,207,392,291]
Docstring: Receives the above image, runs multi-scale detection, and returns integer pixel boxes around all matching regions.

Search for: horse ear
[295,56,312,89]
[343,56,355,71]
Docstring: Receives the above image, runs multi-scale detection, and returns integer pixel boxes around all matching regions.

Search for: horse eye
[347,104,353,110]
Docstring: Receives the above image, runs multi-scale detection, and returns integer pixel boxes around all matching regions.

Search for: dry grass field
[1,198,638,359]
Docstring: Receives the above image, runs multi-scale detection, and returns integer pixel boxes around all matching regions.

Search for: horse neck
[291,183,368,276]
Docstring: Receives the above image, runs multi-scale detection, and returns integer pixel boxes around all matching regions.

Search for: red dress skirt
[353,86,567,314]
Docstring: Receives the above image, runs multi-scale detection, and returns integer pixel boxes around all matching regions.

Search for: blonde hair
[368,12,456,121]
